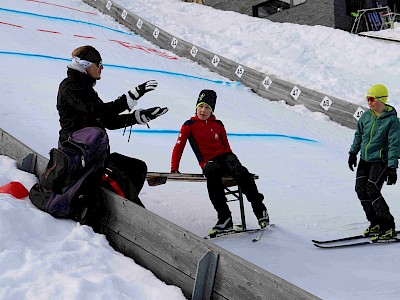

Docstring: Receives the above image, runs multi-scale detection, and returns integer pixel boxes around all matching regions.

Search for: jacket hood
[384,104,397,115]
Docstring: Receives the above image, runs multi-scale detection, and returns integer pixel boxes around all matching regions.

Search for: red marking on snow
[73,34,96,39]
[1,22,177,60]
[37,29,61,34]
[26,0,96,15]
[0,182,29,199]
[0,21,24,28]
[110,39,177,60]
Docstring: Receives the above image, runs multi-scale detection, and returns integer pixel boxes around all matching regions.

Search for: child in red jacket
[171,90,269,233]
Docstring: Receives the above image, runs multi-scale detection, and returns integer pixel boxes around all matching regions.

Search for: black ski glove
[348,153,357,171]
[128,80,158,100]
[126,80,158,110]
[386,168,397,185]
[133,107,168,125]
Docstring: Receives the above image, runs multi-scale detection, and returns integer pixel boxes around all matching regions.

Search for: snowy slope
[1,1,400,299]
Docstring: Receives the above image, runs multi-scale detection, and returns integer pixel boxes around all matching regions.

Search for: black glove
[133,107,168,125]
[386,168,397,185]
[348,153,357,171]
[126,80,158,110]
[128,80,158,100]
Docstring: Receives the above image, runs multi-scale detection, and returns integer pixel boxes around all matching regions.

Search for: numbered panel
[106,0,112,10]
[235,65,244,78]
[121,9,128,20]
[153,28,160,39]
[290,85,301,100]
[320,96,332,111]
[137,19,143,29]
[171,37,178,49]
[190,46,198,58]
[212,55,220,67]
[262,76,272,90]
[353,107,365,120]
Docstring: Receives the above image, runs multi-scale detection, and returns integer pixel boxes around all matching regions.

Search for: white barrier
[82,0,368,129]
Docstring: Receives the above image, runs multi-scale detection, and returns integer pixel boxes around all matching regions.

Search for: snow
[1,0,400,299]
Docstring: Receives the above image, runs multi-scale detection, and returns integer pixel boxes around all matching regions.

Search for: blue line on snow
[0,7,132,35]
[0,51,239,85]
[122,129,318,143]
[106,63,240,86]
[0,51,69,62]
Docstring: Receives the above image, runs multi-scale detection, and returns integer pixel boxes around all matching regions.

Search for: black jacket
[57,68,135,142]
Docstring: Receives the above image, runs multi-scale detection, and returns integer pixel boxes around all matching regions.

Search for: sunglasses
[366,96,376,103]
[96,60,103,68]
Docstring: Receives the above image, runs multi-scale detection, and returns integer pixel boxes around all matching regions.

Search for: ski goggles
[366,96,387,103]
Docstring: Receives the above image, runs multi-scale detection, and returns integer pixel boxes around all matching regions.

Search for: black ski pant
[202,152,264,219]
[103,152,147,207]
[355,159,395,231]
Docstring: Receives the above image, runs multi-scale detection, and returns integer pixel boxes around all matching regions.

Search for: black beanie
[196,90,217,112]
[76,46,102,64]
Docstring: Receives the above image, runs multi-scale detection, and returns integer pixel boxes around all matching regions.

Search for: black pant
[202,152,264,219]
[355,159,395,230]
[103,153,147,207]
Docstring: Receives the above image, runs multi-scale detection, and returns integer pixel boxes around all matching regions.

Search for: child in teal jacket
[348,84,400,241]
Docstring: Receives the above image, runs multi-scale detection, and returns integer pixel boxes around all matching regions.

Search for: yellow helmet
[367,84,388,104]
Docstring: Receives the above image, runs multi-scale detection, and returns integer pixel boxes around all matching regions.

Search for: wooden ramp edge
[0,127,320,299]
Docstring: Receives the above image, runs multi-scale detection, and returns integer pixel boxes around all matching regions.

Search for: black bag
[101,153,147,207]
[29,127,109,222]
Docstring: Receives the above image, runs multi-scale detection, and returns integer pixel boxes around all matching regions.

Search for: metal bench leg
[224,186,247,230]
[238,186,246,230]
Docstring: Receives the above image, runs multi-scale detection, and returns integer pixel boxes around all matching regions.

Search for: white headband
[72,56,93,68]
[68,56,94,74]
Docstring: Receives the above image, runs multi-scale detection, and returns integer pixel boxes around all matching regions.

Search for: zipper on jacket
[364,118,377,162]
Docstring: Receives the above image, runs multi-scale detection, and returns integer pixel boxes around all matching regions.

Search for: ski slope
[1,1,400,299]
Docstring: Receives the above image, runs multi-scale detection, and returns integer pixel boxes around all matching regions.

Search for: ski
[204,224,274,240]
[312,230,400,245]
[314,238,400,249]
[204,228,261,239]
[252,224,275,242]
[252,227,266,242]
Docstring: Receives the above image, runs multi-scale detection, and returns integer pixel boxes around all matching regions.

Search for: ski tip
[313,243,331,249]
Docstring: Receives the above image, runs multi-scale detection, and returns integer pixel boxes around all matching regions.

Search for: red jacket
[171,115,232,171]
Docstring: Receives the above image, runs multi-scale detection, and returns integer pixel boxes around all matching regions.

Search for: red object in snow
[0,181,29,199]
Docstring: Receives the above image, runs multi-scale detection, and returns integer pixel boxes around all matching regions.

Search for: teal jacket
[349,105,400,168]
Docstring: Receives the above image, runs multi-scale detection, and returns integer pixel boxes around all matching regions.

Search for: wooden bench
[146,172,259,230]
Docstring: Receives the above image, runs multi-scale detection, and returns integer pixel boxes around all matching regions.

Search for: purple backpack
[29,127,109,220]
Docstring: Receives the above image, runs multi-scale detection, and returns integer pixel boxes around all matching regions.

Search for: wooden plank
[99,225,196,299]
[0,128,47,177]
[100,189,320,300]
[146,172,259,188]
